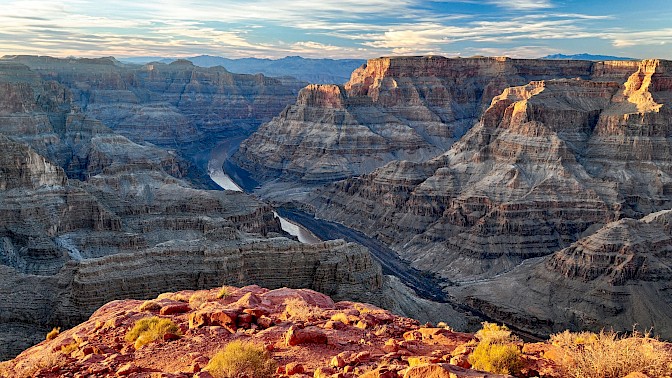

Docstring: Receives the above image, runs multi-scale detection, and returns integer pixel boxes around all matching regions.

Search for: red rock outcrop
[0,285,537,378]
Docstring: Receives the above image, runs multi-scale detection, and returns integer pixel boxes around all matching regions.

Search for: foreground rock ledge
[0,285,630,378]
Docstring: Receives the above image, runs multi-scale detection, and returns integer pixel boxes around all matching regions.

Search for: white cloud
[488,0,553,10]
[606,29,672,47]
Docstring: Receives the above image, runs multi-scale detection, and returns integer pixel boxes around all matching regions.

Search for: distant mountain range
[541,53,635,61]
[119,55,366,84]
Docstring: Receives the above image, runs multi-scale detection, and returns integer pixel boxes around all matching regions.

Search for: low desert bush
[139,300,162,312]
[125,316,180,349]
[283,297,319,321]
[550,329,671,378]
[475,322,519,344]
[205,340,276,378]
[45,327,60,341]
[469,322,522,375]
[469,342,522,375]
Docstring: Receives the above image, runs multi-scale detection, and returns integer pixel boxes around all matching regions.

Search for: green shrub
[469,341,522,375]
[125,316,180,349]
[475,322,519,344]
[468,322,522,375]
[550,330,671,378]
[206,340,276,378]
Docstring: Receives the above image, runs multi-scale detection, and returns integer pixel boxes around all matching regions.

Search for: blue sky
[1,0,671,59]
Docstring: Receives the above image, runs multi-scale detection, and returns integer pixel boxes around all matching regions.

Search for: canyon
[0,56,463,361]
[2,52,672,365]
[236,56,672,338]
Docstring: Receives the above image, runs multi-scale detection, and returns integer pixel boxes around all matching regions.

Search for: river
[206,138,547,340]
[207,138,321,244]
[207,137,451,301]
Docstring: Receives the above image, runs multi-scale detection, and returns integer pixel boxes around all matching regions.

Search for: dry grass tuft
[470,342,522,375]
[157,292,189,302]
[45,327,60,341]
[217,286,234,299]
[475,322,519,344]
[125,316,180,349]
[283,297,320,321]
[60,340,80,355]
[550,329,672,378]
[330,312,350,325]
[206,340,276,378]
[139,300,162,312]
[189,292,212,309]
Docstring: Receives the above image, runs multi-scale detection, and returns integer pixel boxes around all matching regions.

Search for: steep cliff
[312,59,672,281]
[233,56,594,184]
[0,61,397,361]
[454,210,672,338]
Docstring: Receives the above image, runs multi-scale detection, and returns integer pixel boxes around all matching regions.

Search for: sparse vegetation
[46,327,60,341]
[330,312,350,325]
[474,322,519,344]
[60,340,80,355]
[139,300,162,312]
[217,286,233,299]
[205,340,276,378]
[283,297,319,321]
[125,316,180,349]
[550,329,672,378]
[189,292,211,309]
[157,292,189,302]
[468,322,522,375]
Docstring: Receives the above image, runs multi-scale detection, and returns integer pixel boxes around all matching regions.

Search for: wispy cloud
[606,29,672,47]
[0,0,668,59]
[488,0,553,10]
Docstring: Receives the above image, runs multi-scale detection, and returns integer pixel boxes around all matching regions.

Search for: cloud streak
[0,0,669,59]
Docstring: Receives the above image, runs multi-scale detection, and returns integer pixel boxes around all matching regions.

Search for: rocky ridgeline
[2,56,305,149]
[0,285,576,378]
[455,210,672,338]
[311,59,672,278]
[233,56,595,184]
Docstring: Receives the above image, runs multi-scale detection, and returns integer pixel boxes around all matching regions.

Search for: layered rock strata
[0,60,382,360]
[454,210,672,338]
[312,59,672,281]
[233,56,595,183]
[2,56,305,150]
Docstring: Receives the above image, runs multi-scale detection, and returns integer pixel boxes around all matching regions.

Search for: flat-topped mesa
[296,84,345,108]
